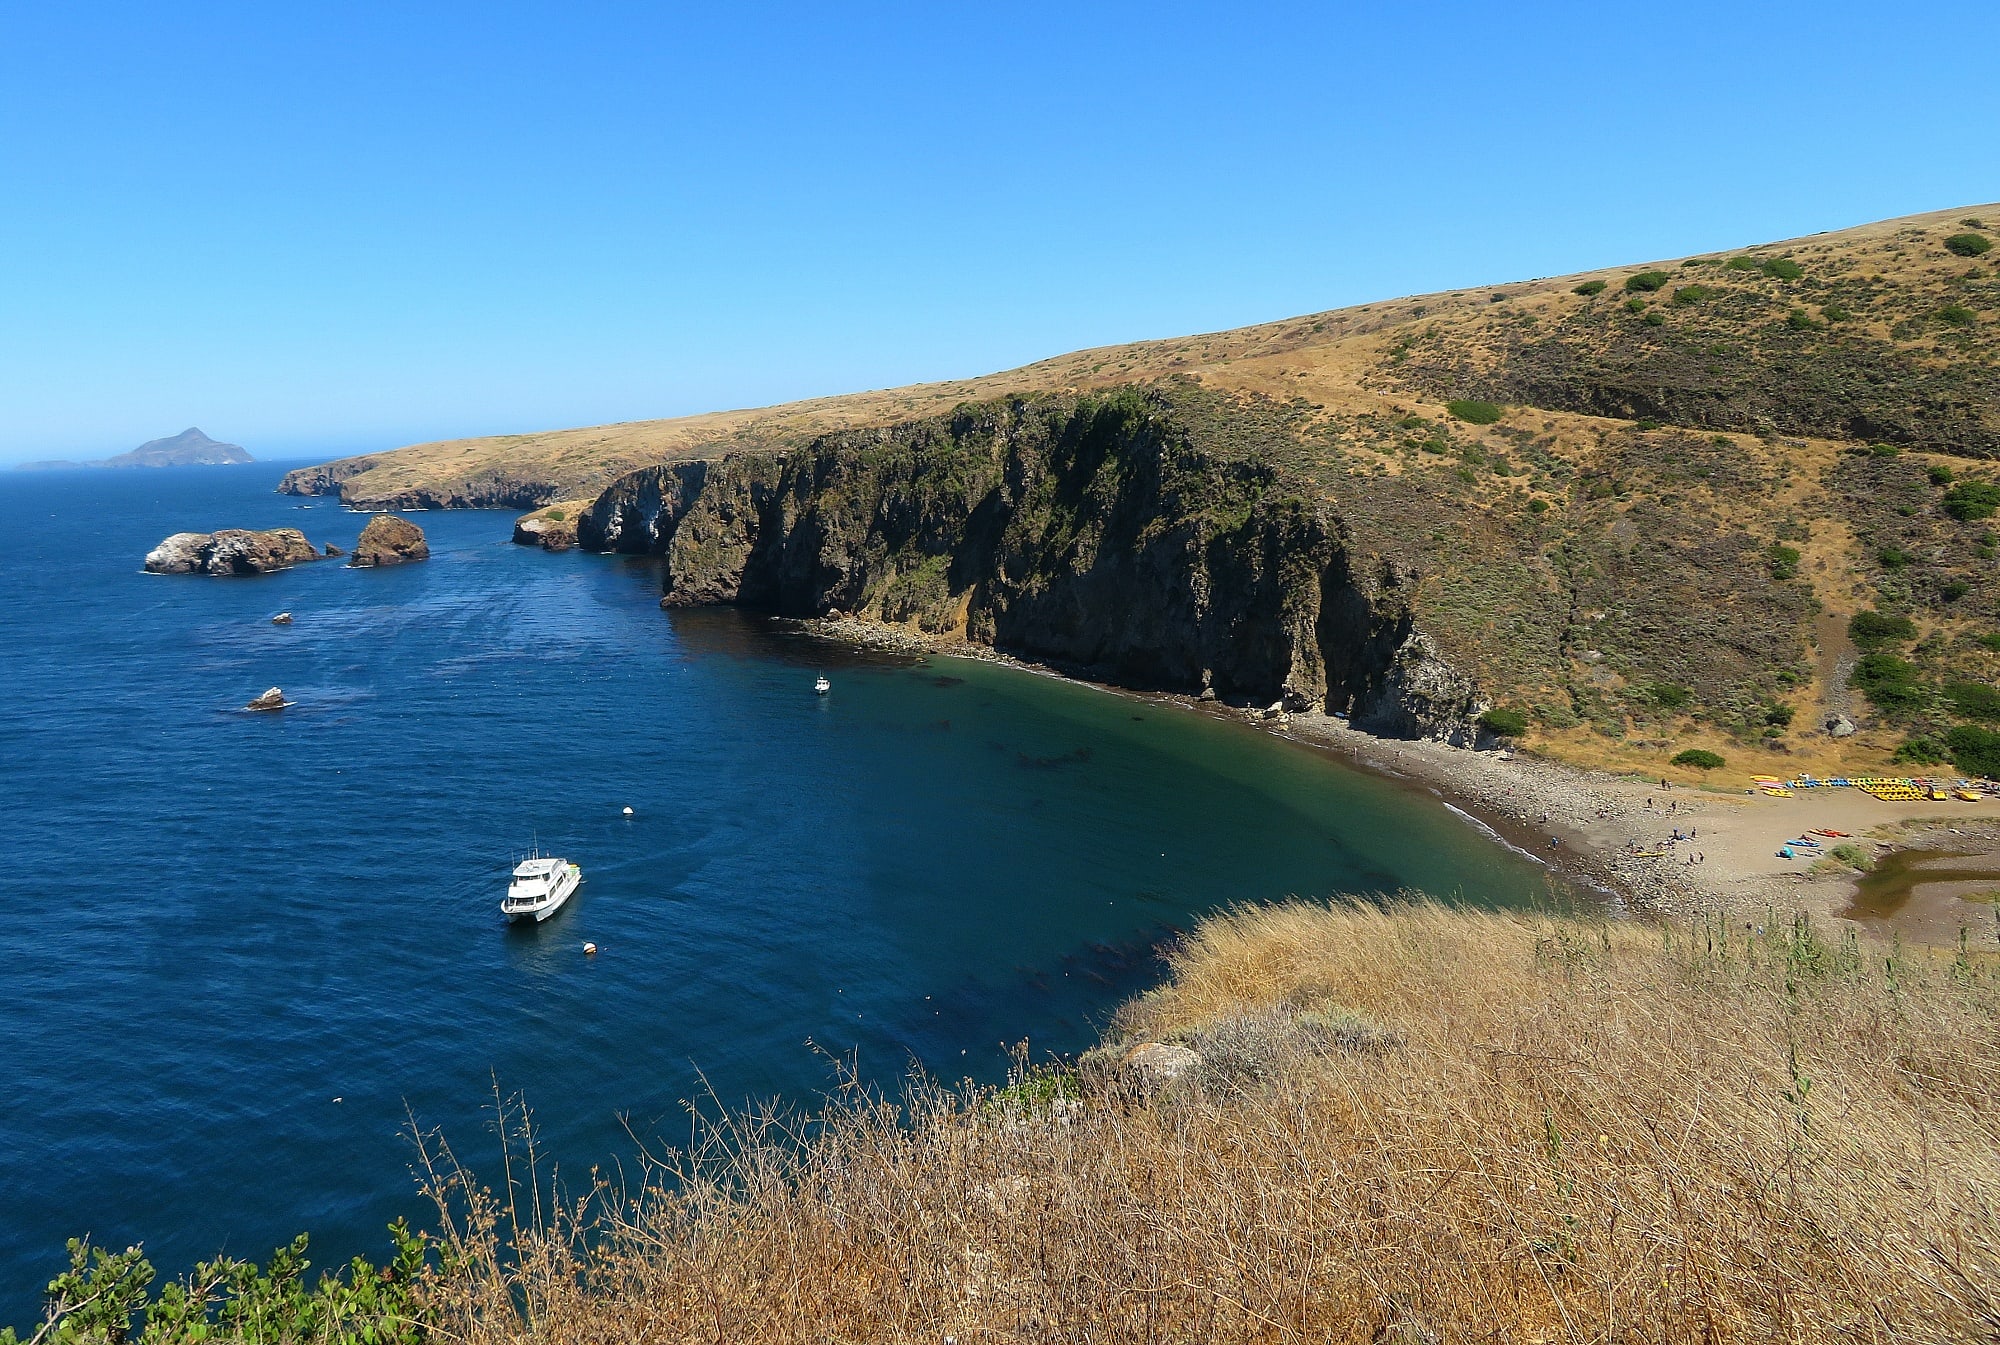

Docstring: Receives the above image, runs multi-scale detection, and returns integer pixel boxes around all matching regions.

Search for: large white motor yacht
[501,855,582,922]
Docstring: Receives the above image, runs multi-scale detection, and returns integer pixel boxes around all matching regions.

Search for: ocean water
[0,462,1554,1322]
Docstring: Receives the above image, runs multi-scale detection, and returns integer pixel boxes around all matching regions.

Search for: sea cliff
[580,388,1490,741]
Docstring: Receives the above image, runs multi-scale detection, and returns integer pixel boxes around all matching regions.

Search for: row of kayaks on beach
[1754,774,1992,802]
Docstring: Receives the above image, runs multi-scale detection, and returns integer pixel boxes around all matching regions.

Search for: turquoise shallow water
[0,462,1552,1321]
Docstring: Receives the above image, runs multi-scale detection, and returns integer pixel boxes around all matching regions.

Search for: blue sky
[2,2,1994,463]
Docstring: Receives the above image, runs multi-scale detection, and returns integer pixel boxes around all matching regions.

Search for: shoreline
[796,615,2000,946]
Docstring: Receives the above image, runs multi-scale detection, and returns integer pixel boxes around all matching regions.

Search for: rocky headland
[348,514,429,567]
[144,528,321,575]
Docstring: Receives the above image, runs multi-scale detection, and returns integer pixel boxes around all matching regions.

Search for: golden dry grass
[415,900,2000,1343]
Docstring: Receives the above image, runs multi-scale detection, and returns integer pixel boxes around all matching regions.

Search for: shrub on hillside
[1670,748,1724,769]
[1642,311,1666,327]
[1573,279,1607,296]
[1944,232,1993,257]
[1895,736,1951,767]
[1977,632,2000,652]
[1725,255,1759,271]
[1936,304,1978,327]
[1625,271,1671,292]
[1942,580,1971,602]
[1877,546,1910,569]
[1827,842,1874,871]
[1768,543,1801,579]
[1822,303,1851,322]
[1650,683,1692,710]
[1946,681,2000,722]
[1527,497,1550,513]
[1948,724,2000,777]
[1761,258,1804,280]
[1943,481,2000,520]
[1672,284,1714,305]
[1851,653,1929,716]
[1928,464,1956,486]
[1478,707,1529,737]
[1445,399,1503,425]
[1849,610,1916,645]
[1785,310,1819,331]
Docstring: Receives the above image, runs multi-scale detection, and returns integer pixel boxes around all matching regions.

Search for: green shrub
[1828,842,1874,871]
[1624,297,1648,314]
[1944,232,1993,257]
[1785,310,1819,331]
[1977,632,2000,652]
[1928,464,1956,486]
[1625,271,1671,292]
[1765,704,1796,727]
[1725,256,1759,271]
[1894,737,1951,767]
[1948,725,2000,777]
[1672,284,1714,305]
[1849,610,1916,644]
[1877,546,1910,569]
[1946,681,2000,722]
[1943,481,2000,521]
[1761,258,1804,280]
[1942,580,1971,602]
[1822,303,1851,322]
[1445,399,1504,425]
[1767,543,1801,579]
[1573,279,1607,296]
[1479,707,1529,737]
[1642,311,1666,327]
[1635,417,1663,431]
[1851,652,1929,715]
[1670,748,1724,769]
[1527,497,1550,513]
[546,507,567,521]
[1867,442,1903,457]
[1937,304,1977,326]
[1650,683,1692,710]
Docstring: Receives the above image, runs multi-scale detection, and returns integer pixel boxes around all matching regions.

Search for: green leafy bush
[1624,297,1648,315]
[1761,258,1804,280]
[1849,610,1916,644]
[1670,748,1724,769]
[1942,580,1971,602]
[1445,399,1504,425]
[1785,310,1819,331]
[1527,497,1550,513]
[1573,279,1606,296]
[1828,842,1874,871]
[1725,256,1759,271]
[1977,632,2000,652]
[1944,232,1993,257]
[1946,681,2000,722]
[1928,464,1956,486]
[1943,481,2000,520]
[1867,442,1902,457]
[1851,653,1929,715]
[1822,303,1851,322]
[1895,737,1951,766]
[1642,312,1666,327]
[1948,725,2000,777]
[1768,543,1801,579]
[1877,547,1910,569]
[1765,704,1796,727]
[1672,285,1714,305]
[1479,707,1529,737]
[1650,683,1692,710]
[1936,304,1977,327]
[1635,417,1663,431]
[1625,271,1671,292]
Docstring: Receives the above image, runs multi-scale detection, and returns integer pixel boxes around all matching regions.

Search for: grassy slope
[297,203,2000,778]
[413,901,2000,1343]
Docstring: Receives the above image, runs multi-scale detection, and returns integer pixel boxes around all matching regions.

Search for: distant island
[15,427,253,471]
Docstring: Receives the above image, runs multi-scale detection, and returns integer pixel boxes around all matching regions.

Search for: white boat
[501,854,582,922]
[814,674,830,695]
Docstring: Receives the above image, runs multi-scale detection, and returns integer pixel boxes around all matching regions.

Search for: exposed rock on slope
[144,528,320,575]
[347,514,429,567]
[582,389,1491,740]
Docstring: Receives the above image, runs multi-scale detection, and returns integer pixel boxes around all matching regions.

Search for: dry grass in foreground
[421,901,2000,1343]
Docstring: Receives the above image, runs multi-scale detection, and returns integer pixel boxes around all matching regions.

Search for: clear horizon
[3,0,1996,465]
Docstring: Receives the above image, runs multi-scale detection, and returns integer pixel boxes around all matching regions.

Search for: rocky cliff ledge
[145,528,321,576]
[348,514,430,567]
[579,389,1490,741]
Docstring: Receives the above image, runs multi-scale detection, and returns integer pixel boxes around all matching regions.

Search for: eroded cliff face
[579,390,1493,740]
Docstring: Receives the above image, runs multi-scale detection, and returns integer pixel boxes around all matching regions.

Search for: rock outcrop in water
[348,514,430,567]
[144,528,321,575]
[580,389,1492,741]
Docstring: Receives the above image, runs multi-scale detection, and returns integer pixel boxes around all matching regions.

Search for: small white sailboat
[501,853,582,923]
[814,674,830,695]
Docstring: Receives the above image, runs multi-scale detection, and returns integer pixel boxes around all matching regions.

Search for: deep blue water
[0,462,1552,1322]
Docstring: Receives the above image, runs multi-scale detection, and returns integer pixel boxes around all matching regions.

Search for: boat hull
[501,864,581,923]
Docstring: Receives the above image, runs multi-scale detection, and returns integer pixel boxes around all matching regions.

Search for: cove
[0,463,1554,1324]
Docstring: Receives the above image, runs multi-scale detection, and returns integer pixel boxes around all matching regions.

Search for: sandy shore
[800,617,2000,946]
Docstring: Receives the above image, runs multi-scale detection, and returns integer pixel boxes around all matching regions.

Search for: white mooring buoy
[583,942,598,955]
[622,806,633,816]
